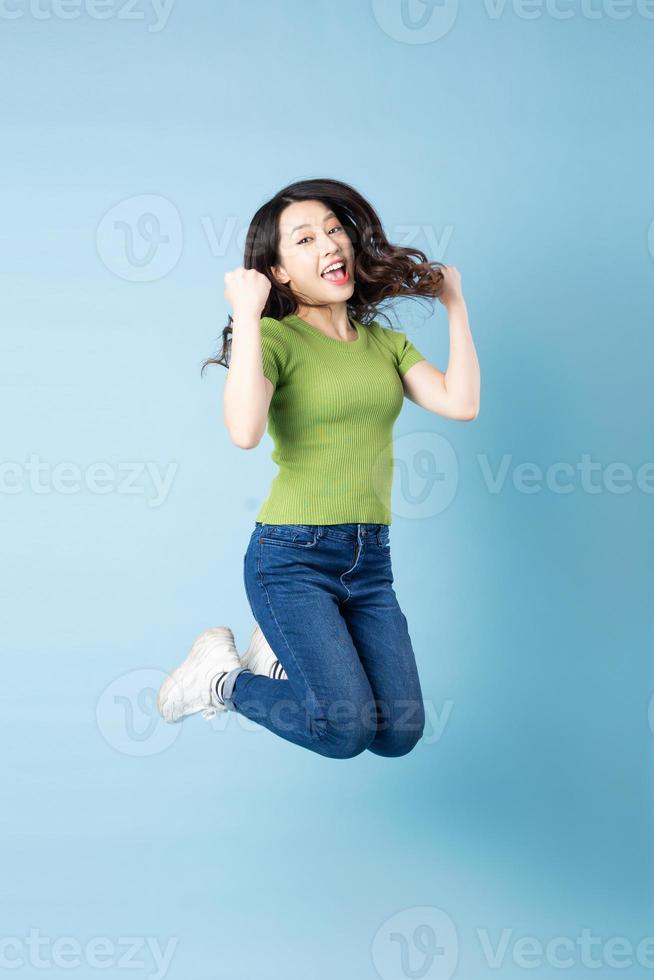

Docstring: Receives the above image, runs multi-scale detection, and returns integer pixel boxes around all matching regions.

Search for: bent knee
[368,703,426,757]
[368,728,423,757]
[312,718,375,760]
[310,692,378,759]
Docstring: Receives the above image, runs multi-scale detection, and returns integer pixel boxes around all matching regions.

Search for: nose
[316,229,338,251]
[319,243,341,263]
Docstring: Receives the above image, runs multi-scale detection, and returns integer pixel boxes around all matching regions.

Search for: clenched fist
[224,266,272,319]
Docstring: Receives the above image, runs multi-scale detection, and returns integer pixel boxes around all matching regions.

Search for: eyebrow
[288,211,338,236]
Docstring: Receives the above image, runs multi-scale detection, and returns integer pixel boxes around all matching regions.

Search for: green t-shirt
[255,313,425,526]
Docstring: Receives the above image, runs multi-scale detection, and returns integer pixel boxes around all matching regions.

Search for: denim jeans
[225,522,425,760]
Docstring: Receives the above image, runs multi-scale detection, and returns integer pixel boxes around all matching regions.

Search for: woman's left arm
[401,266,481,421]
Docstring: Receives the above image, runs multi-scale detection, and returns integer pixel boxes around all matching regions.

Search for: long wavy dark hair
[200,177,445,375]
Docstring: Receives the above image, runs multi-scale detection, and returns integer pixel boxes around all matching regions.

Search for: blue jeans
[225,522,425,760]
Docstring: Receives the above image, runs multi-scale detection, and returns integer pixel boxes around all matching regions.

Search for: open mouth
[321,261,350,285]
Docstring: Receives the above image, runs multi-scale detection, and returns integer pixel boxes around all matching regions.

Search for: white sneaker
[240,622,288,680]
[157,626,242,723]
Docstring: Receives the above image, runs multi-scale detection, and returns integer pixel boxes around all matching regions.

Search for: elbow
[453,402,480,421]
[227,419,267,448]
[224,411,264,449]
[229,432,261,450]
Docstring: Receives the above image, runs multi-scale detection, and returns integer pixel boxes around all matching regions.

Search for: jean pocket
[259,524,318,549]
[375,526,391,549]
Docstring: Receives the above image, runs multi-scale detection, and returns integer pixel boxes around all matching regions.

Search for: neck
[294,303,354,340]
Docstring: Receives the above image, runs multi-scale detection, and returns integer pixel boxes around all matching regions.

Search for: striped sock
[213,671,228,706]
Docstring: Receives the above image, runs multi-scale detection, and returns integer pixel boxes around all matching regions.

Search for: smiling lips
[321,260,350,285]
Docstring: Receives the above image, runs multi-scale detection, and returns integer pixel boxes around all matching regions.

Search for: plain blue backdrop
[1,1,652,978]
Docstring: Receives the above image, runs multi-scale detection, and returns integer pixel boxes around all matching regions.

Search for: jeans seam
[338,535,365,606]
[255,538,320,717]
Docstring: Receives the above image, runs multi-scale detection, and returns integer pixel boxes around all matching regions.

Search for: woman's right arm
[222,267,274,449]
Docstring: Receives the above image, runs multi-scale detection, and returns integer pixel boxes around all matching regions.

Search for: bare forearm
[443,297,480,415]
[223,310,269,447]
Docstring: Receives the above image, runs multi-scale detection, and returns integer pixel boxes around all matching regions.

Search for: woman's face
[272,199,355,307]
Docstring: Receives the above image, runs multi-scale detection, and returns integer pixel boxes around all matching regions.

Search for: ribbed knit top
[255,313,426,526]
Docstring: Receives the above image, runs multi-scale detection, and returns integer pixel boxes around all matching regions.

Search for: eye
[297,225,343,246]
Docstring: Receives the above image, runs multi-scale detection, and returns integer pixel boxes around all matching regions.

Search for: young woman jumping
[157,177,480,760]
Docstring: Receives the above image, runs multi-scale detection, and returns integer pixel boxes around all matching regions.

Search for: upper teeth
[322,262,345,275]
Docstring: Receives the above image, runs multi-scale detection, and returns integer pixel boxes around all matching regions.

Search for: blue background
[1,1,652,978]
